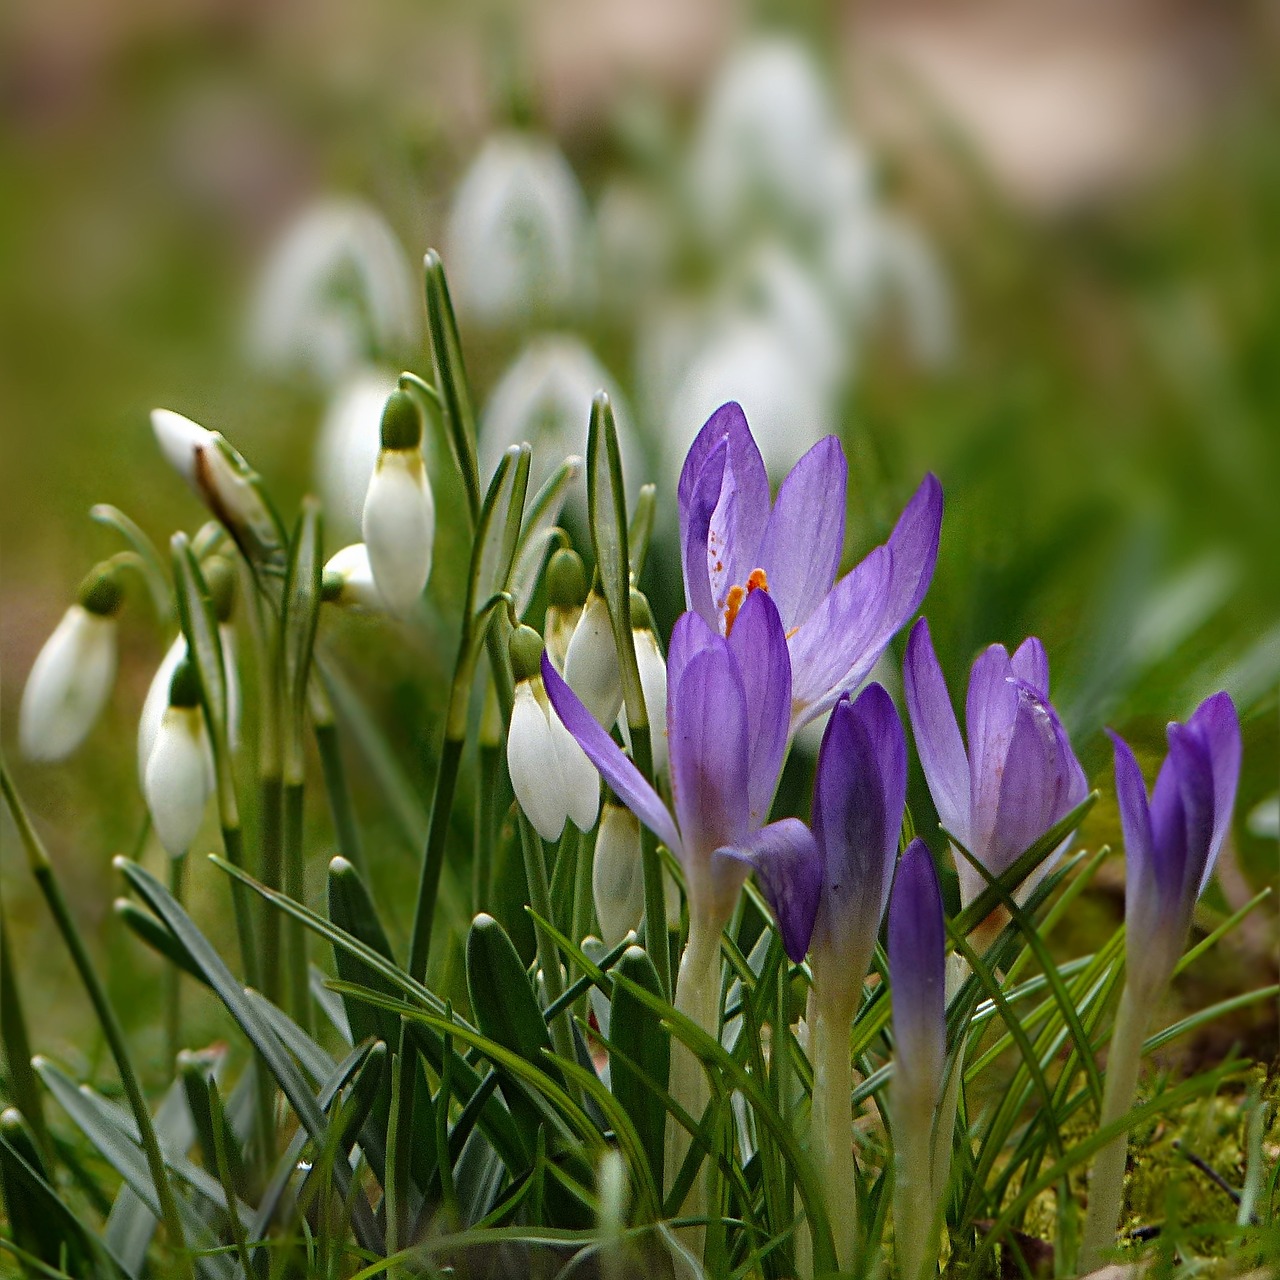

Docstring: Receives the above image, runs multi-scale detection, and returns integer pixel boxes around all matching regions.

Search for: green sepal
[627,482,657,583]
[91,502,174,622]
[77,563,125,617]
[380,389,422,450]
[607,944,670,1191]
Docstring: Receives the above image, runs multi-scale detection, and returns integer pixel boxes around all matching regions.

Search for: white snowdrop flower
[151,408,213,490]
[445,133,591,327]
[507,627,600,843]
[362,390,434,617]
[248,198,419,385]
[618,594,669,780]
[481,336,639,514]
[662,315,834,482]
[689,37,840,243]
[315,366,400,541]
[563,592,623,729]
[19,569,123,763]
[145,660,212,857]
[322,544,383,612]
[594,180,675,311]
[873,216,955,368]
[138,635,185,787]
[543,548,588,672]
[593,803,645,948]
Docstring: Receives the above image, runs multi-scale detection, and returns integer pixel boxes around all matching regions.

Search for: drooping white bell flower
[248,197,419,385]
[507,626,599,843]
[361,390,434,617]
[144,659,212,857]
[563,591,623,730]
[481,335,639,515]
[315,366,400,541]
[593,803,645,947]
[19,569,123,763]
[322,544,383,612]
[688,37,841,244]
[617,592,669,780]
[138,635,185,786]
[445,133,591,327]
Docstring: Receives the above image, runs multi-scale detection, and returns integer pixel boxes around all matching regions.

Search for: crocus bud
[544,548,587,670]
[145,659,212,857]
[563,591,623,728]
[507,629,600,842]
[19,567,123,762]
[1110,692,1241,1003]
[322,544,382,611]
[445,133,590,327]
[361,390,434,616]
[619,590,670,779]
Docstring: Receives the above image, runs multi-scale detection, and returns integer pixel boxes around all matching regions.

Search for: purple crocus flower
[904,618,1088,911]
[1109,692,1241,1001]
[888,838,946,1108]
[678,402,942,732]
[541,587,818,943]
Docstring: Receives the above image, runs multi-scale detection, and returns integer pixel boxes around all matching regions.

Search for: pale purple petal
[542,655,681,857]
[786,473,942,726]
[1148,750,1190,908]
[669,647,751,861]
[1167,722,1217,908]
[707,445,771,623]
[1010,636,1049,699]
[812,686,906,964]
[1186,691,1241,889]
[903,618,971,846]
[965,646,1018,863]
[754,436,847,632]
[1109,730,1156,915]
[888,838,946,1101]
[716,818,822,962]
[680,436,727,627]
[667,608,722,699]
[725,589,792,827]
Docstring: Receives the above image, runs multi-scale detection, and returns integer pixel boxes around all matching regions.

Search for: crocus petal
[669,647,752,862]
[667,607,723,695]
[508,682,568,842]
[787,473,942,726]
[1186,691,1241,889]
[542,654,681,856]
[1148,749,1191,908]
[811,686,905,965]
[1109,730,1157,918]
[1010,636,1049,698]
[754,436,847,632]
[903,619,970,846]
[888,838,946,1102]
[679,436,728,626]
[715,818,822,961]
[1166,722,1217,908]
[965,646,1018,863]
[725,588,792,827]
[706,440,771,623]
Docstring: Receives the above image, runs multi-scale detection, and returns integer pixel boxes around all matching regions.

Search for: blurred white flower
[315,366,400,540]
[481,336,639,509]
[19,602,118,763]
[445,133,591,327]
[594,180,675,313]
[660,314,834,482]
[248,198,419,385]
[322,544,383,612]
[688,37,841,244]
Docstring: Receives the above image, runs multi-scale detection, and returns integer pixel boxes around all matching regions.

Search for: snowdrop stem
[809,995,858,1273]
[314,710,365,878]
[1079,982,1151,1270]
[472,742,500,915]
[1,763,195,1280]
[283,781,311,1035]
[166,852,187,1076]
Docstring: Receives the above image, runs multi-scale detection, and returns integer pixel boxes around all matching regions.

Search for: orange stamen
[723,568,770,635]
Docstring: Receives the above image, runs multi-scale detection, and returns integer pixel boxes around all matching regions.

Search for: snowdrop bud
[203,556,237,623]
[151,408,211,489]
[508,629,600,842]
[145,659,212,857]
[445,133,591,327]
[19,568,123,762]
[545,548,587,671]
[361,391,434,616]
[563,591,623,728]
[322,544,382,611]
[593,803,645,947]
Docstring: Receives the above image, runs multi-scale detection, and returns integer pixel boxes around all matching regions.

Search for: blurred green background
[2,0,1277,1082]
